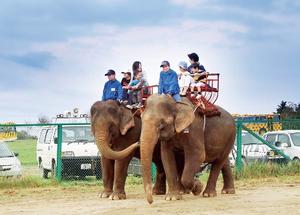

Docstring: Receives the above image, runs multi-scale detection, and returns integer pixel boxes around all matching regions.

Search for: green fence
[1,119,300,183]
[0,122,154,182]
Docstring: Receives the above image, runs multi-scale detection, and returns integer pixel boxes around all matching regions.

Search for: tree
[38,115,50,124]
[276,101,300,119]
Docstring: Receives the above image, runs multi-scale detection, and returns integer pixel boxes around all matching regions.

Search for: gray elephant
[90,100,166,200]
[139,94,236,204]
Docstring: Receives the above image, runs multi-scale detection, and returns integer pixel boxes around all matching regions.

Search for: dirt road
[1,178,300,215]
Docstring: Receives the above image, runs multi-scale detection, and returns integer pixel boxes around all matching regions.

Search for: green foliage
[0,176,57,189]
[276,100,300,119]
[235,161,300,179]
[16,131,37,140]
[6,139,37,166]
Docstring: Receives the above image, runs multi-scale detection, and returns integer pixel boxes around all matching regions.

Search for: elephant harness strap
[187,95,220,117]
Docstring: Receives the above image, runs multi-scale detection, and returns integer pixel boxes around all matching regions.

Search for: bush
[235,161,300,179]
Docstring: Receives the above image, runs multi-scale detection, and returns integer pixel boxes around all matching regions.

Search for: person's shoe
[183,127,190,134]
[135,103,143,109]
[126,104,133,110]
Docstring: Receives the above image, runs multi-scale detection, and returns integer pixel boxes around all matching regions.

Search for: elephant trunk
[95,129,139,160]
[140,122,158,204]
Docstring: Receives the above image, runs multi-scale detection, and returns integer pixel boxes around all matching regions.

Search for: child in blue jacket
[102,70,123,101]
[158,61,181,102]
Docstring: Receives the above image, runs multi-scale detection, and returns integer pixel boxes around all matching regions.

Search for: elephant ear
[119,106,135,135]
[174,102,195,133]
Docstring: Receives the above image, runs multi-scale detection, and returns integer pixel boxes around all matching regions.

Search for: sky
[0,0,299,123]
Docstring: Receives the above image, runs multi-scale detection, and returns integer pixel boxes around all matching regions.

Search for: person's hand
[166,94,172,98]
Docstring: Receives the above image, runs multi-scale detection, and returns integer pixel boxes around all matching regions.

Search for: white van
[36,109,101,179]
[263,130,300,161]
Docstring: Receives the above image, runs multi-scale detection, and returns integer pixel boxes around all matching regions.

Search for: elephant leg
[221,159,235,194]
[161,141,182,201]
[109,155,133,200]
[176,153,190,194]
[203,159,225,197]
[181,147,205,196]
[99,157,114,198]
[152,161,166,195]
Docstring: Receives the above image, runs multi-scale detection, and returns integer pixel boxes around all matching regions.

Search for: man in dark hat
[121,70,132,102]
[102,69,123,101]
[187,52,206,73]
[158,61,181,102]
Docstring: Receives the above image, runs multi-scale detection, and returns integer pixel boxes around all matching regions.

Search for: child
[187,52,206,73]
[190,63,209,99]
[158,61,181,102]
[177,61,192,96]
[126,70,148,109]
[121,70,131,102]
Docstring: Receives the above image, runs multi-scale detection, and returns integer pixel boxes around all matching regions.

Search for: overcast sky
[1,0,299,123]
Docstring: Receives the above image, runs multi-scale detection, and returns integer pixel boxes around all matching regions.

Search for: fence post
[56,124,63,182]
[236,122,243,171]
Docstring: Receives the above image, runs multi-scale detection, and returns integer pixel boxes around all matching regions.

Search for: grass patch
[0,176,57,189]
[235,161,300,179]
[6,139,37,166]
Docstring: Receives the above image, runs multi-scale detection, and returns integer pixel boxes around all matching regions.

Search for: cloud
[1,52,56,69]
[169,0,210,8]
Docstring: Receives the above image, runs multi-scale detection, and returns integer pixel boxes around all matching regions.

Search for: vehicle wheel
[259,128,267,136]
[39,159,49,179]
[242,157,248,166]
[96,168,102,180]
[293,157,299,162]
[51,161,56,178]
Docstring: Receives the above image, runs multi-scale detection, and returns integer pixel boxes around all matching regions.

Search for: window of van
[291,133,300,146]
[266,134,276,143]
[39,129,47,144]
[45,129,53,144]
[278,134,291,146]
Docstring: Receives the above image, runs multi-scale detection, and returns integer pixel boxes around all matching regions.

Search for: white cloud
[169,0,210,8]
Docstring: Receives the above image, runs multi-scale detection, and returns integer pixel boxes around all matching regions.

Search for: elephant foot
[153,187,166,195]
[202,188,217,198]
[165,192,182,201]
[179,183,191,195]
[98,190,113,198]
[179,188,191,195]
[109,192,126,200]
[221,187,235,194]
[191,180,203,196]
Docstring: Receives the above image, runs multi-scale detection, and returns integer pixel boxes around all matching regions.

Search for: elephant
[90,100,167,200]
[139,94,236,204]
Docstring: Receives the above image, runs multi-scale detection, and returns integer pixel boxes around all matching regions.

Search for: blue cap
[178,61,188,70]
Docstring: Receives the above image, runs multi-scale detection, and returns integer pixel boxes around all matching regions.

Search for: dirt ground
[1,177,300,215]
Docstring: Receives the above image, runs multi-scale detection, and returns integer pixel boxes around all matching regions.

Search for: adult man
[158,61,181,102]
[102,69,123,101]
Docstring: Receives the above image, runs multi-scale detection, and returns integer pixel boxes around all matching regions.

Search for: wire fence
[1,119,300,183]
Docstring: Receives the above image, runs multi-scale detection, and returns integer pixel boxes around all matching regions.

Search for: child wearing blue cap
[177,61,192,96]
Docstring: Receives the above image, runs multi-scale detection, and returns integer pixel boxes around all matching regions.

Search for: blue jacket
[158,69,180,96]
[102,79,123,101]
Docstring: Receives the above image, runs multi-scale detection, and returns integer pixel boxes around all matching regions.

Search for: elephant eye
[159,122,166,130]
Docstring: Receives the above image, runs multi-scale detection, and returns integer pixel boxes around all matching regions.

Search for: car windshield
[0,143,14,158]
[291,133,300,146]
[235,132,263,145]
[62,126,94,143]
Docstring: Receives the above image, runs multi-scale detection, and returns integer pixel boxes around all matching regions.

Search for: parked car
[263,130,300,162]
[229,131,269,166]
[36,109,101,179]
[0,141,22,177]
